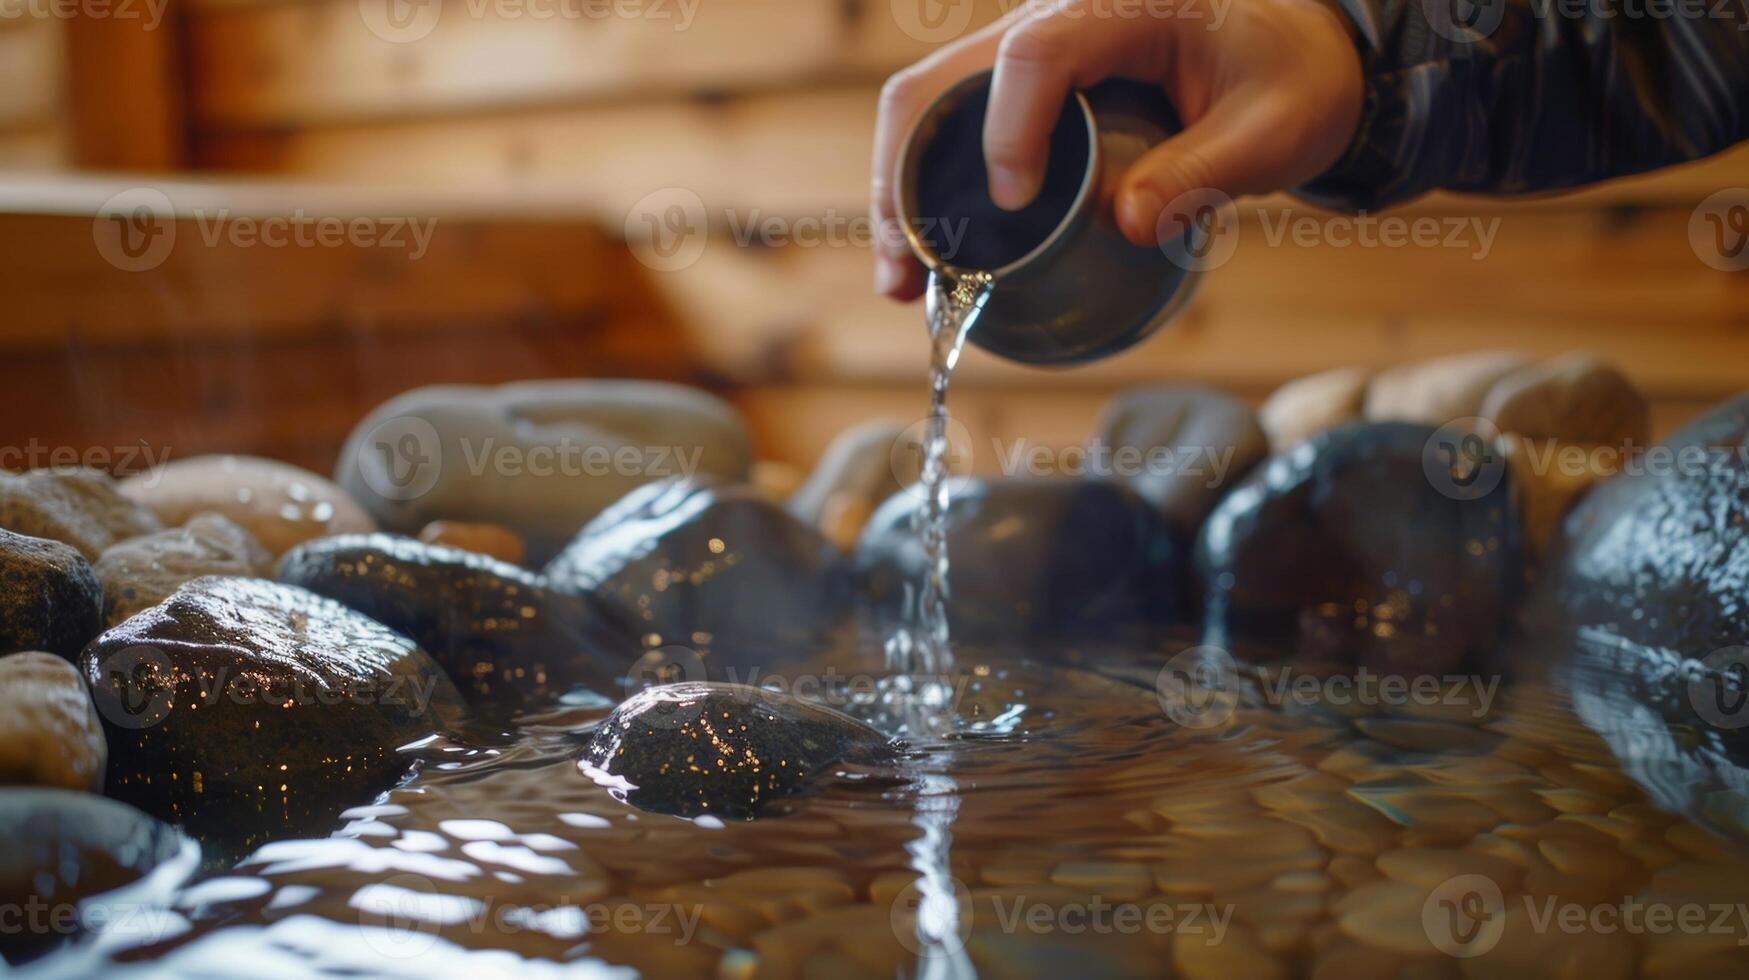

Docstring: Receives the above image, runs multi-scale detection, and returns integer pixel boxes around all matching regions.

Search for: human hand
[871,0,1364,299]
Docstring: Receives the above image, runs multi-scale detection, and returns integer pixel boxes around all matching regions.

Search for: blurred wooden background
[2,0,1746,475]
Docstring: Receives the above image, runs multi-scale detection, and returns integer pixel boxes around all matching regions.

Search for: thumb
[1113,94,1302,247]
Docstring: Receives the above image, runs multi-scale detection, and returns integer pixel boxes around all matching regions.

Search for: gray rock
[118,455,376,558]
[336,381,753,564]
[545,479,851,678]
[0,467,161,561]
[279,533,634,707]
[855,478,1189,643]
[0,652,106,792]
[1091,386,1269,539]
[579,682,895,819]
[1197,422,1521,675]
[787,420,910,526]
[0,528,102,659]
[93,513,271,626]
[0,788,194,964]
[80,577,465,851]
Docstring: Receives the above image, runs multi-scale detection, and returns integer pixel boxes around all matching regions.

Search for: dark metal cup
[894,70,1206,365]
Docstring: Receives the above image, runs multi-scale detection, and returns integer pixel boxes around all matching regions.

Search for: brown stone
[416,520,527,566]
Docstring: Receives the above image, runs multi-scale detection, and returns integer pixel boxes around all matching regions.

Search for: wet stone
[578,682,896,819]
[1196,422,1520,675]
[0,788,193,964]
[0,652,107,792]
[0,467,161,561]
[336,381,753,565]
[1365,350,1529,427]
[278,534,633,706]
[118,455,375,558]
[1261,366,1372,452]
[94,513,271,626]
[0,527,103,659]
[79,577,464,852]
[545,480,852,677]
[856,477,1190,643]
[1091,385,1270,540]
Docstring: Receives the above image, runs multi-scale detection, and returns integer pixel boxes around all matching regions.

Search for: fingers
[871,17,1017,300]
[1114,91,1308,247]
[983,9,1172,210]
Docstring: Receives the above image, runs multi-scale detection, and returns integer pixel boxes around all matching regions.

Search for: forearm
[1299,0,1749,209]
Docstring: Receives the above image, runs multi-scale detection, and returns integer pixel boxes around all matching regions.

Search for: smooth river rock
[1365,350,1529,427]
[1091,386,1269,539]
[1543,392,1749,660]
[0,788,194,964]
[0,528,102,659]
[0,652,107,792]
[1480,351,1652,448]
[279,534,634,706]
[0,467,162,561]
[336,381,754,565]
[1260,366,1372,451]
[93,513,271,626]
[80,577,465,850]
[855,478,1189,642]
[579,682,895,819]
[417,519,527,565]
[118,455,376,558]
[545,480,851,678]
[1197,423,1521,675]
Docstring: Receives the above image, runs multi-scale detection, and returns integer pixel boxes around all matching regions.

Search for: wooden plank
[63,8,185,168]
[0,18,64,129]
[0,124,68,169]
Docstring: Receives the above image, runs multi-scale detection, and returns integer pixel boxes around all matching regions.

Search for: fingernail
[874,259,903,295]
[1120,188,1165,245]
[989,166,1041,211]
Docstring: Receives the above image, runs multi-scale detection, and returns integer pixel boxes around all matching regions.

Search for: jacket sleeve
[1297,0,1749,210]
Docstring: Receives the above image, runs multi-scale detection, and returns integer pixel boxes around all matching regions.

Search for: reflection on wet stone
[80,577,465,853]
[0,527,103,659]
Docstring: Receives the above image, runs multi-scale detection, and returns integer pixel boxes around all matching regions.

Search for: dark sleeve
[1297,0,1749,210]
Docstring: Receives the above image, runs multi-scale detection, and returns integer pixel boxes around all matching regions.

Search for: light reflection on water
[22,643,1749,978]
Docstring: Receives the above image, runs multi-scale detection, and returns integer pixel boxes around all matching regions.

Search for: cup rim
[894,69,1101,280]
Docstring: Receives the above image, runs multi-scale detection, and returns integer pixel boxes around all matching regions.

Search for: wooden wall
[2,0,1746,474]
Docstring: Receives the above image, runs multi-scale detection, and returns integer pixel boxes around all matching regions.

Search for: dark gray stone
[80,577,464,851]
[0,788,193,964]
[545,480,852,678]
[854,478,1189,642]
[1196,422,1521,674]
[0,528,102,659]
[579,682,895,819]
[279,533,635,707]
